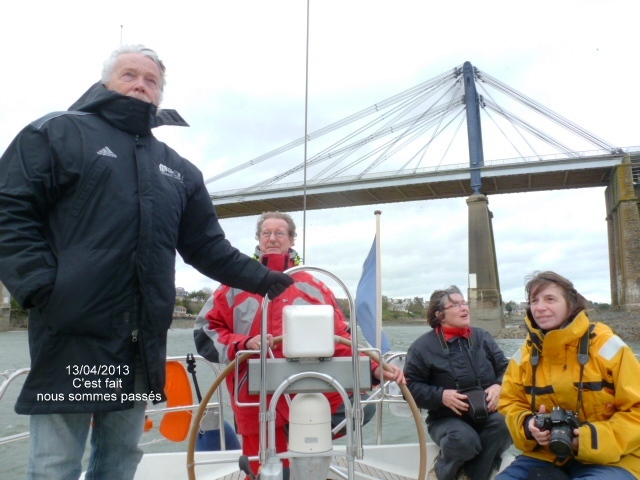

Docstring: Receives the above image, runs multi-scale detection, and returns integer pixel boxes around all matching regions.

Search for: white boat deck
[328,456,415,480]
[213,460,415,480]
[129,444,471,480]
[217,473,246,480]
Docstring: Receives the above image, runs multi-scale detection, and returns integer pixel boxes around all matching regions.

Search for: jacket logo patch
[159,164,183,182]
[97,146,117,158]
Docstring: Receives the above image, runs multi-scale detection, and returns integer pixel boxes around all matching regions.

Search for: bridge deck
[210,152,639,219]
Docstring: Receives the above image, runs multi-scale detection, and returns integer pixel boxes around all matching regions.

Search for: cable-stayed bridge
[209,148,638,218]
[204,62,638,218]
[204,62,640,329]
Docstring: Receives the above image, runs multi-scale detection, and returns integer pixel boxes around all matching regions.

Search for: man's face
[258,218,294,255]
[105,53,162,106]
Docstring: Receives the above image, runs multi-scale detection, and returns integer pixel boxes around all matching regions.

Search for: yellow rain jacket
[499,311,640,477]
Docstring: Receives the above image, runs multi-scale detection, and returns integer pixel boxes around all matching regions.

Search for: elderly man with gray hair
[0,44,293,479]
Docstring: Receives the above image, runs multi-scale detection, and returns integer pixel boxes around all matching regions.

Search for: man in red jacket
[194,211,405,477]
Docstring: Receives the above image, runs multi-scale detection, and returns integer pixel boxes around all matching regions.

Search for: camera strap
[576,323,596,416]
[526,325,543,414]
[436,327,481,390]
[528,323,595,416]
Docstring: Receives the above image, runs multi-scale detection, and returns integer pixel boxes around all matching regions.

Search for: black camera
[534,407,580,458]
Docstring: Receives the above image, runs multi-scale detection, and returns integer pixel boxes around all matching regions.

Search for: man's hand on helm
[256,270,294,299]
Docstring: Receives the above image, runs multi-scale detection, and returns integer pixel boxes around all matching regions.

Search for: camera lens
[549,425,573,458]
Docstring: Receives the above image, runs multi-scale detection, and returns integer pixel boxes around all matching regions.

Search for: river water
[1,325,638,479]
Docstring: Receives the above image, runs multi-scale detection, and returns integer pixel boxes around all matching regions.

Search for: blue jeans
[496,455,636,480]
[27,401,146,480]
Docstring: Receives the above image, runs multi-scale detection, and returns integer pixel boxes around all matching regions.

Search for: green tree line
[175,288,213,315]
[335,296,427,322]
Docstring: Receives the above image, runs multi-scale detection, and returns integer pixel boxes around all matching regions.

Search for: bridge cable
[475,79,540,160]
[240,76,458,191]
[203,70,459,185]
[478,71,617,152]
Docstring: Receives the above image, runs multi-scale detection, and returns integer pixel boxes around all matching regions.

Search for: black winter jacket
[0,82,270,414]
[404,327,508,423]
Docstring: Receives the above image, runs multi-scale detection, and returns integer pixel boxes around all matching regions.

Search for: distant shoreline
[171,312,640,342]
[10,311,640,343]
[170,317,428,329]
[170,318,196,329]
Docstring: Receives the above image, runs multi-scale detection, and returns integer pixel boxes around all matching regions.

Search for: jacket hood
[68,82,159,136]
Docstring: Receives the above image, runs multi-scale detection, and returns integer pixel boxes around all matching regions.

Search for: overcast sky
[1,0,638,304]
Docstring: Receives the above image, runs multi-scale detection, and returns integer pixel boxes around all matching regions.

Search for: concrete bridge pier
[0,282,11,332]
[467,193,504,335]
[605,154,640,311]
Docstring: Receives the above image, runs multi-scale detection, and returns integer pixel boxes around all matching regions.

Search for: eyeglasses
[444,301,469,310]
[260,230,288,239]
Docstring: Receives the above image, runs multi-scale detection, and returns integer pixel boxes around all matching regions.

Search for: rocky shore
[497,311,640,343]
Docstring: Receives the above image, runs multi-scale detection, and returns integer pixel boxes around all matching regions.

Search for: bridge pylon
[463,61,504,334]
[467,193,505,335]
[605,154,640,311]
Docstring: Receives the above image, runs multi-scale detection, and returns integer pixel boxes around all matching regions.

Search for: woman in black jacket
[404,286,511,480]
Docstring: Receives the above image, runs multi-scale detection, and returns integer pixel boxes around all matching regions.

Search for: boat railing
[0,368,30,446]
[381,351,407,401]
[0,355,233,449]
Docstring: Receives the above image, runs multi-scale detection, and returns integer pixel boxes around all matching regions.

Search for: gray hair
[101,44,166,104]
[426,285,463,328]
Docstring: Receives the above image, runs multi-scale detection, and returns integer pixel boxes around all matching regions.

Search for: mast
[302,0,310,262]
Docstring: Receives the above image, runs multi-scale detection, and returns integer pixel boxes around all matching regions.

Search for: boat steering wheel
[186,336,428,480]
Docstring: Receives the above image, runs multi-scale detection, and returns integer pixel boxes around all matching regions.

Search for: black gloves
[255,270,294,300]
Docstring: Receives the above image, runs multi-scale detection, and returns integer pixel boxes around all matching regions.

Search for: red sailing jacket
[195,252,378,435]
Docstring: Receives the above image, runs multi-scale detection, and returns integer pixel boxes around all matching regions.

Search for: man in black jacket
[0,44,293,480]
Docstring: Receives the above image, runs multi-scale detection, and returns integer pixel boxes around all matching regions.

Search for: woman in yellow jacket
[497,271,640,480]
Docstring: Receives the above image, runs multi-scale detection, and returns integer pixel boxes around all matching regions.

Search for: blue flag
[355,236,391,354]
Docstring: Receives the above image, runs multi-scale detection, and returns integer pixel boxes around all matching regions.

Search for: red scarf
[440,325,471,341]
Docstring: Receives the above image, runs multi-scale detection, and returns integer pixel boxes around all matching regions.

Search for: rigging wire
[302,0,310,264]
